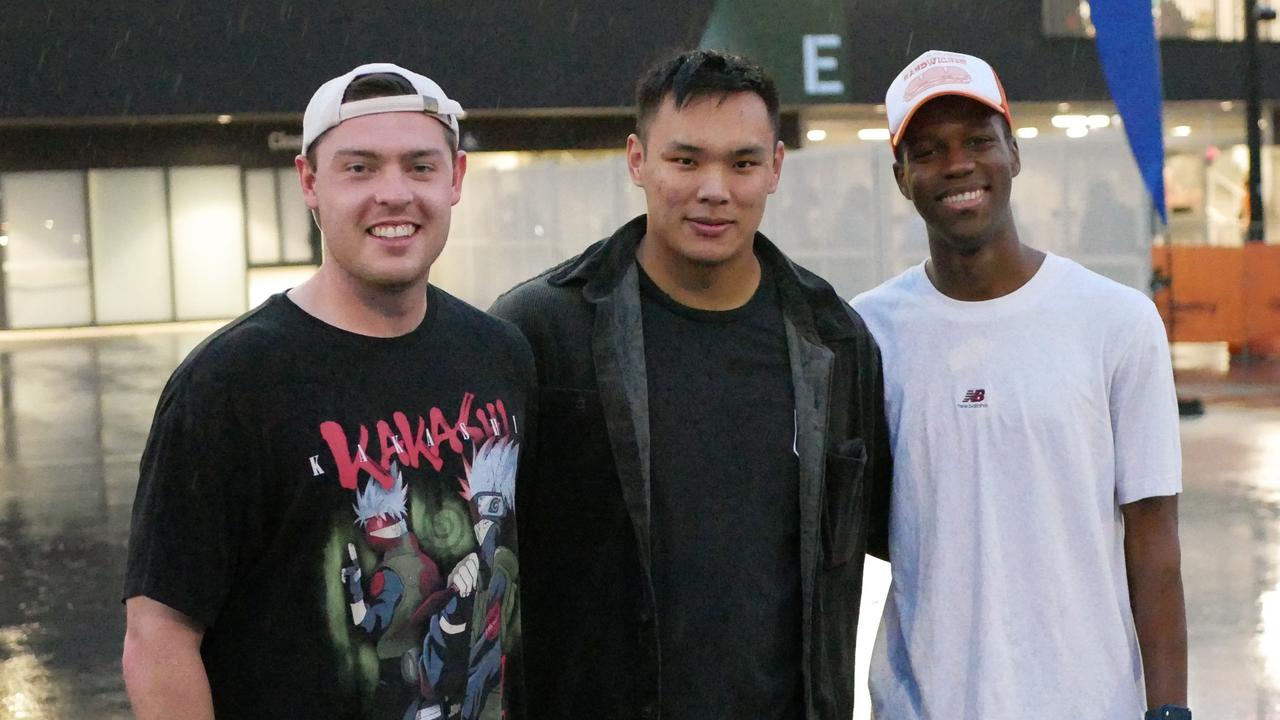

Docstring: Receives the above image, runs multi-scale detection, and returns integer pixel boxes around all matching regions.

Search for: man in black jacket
[490,49,890,720]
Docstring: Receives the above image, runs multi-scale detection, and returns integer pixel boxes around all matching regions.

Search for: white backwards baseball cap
[885,50,1013,151]
[301,62,466,155]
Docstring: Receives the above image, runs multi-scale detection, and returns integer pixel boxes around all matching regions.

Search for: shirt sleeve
[1110,302,1182,505]
[122,363,258,628]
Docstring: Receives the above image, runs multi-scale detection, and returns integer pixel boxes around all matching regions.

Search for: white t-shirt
[851,253,1182,719]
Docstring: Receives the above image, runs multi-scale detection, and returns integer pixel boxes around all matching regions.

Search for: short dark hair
[634,49,781,143]
[304,72,459,168]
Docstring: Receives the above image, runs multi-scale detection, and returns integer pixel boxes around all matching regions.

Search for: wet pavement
[0,330,1277,719]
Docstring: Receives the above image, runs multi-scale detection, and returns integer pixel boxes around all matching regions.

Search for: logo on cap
[904,65,973,102]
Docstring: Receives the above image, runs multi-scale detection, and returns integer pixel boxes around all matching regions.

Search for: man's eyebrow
[661,142,768,157]
[663,141,703,154]
[330,148,446,160]
[331,148,379,159]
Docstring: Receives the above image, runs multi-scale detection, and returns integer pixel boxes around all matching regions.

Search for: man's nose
[373,169,413,205]
[941,145,976,177]
[696,166,730,204]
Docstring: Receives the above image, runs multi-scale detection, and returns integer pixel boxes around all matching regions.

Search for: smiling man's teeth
[942,190,984,204]
[369,223,415,238]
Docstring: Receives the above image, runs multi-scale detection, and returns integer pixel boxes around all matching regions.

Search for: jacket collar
[549,214,860,342]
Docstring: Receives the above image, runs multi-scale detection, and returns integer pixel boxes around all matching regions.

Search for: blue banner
[1091,1,1168,224]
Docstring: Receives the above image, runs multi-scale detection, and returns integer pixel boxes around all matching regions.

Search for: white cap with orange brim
[885,50,1013,151]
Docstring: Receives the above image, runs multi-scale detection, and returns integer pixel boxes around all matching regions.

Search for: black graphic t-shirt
[639,263,804,720]
[124,286,534,720]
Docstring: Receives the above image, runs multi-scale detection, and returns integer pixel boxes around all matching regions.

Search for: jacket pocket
[533,385,612,473]
[821,437,867,569]
[529,387,620,521]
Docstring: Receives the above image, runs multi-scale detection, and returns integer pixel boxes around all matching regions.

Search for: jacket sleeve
[862,327,894,563]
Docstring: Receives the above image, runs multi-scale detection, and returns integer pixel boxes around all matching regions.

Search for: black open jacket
[490,215,891,720]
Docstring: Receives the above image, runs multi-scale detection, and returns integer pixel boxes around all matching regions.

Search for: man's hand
[122,596,214,720]
[448,552,480,597]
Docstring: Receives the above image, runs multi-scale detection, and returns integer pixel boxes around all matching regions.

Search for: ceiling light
[1172,125,1192,137]
[1066,126,1089,139]
[806,128,828,142]
[857,128,891,141]
[1220,101,1234,111]
[1087,114,1111,128]
[1016,127,1039,139]
[217,114,233,125]
[1051,114,1088,128]
[1058,102,1072,112]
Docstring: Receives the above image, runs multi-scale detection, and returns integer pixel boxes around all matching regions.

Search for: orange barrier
[1152,245,1280,355]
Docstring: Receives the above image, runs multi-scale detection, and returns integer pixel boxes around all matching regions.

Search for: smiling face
[297,111,466,293]
[627,91,783,273]
[893,95,1020,253]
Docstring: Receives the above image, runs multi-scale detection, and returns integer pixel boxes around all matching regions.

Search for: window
[88,168,174,324]
[245,168,316,266]
[1044,0,1280,41]
[0,171,93,328]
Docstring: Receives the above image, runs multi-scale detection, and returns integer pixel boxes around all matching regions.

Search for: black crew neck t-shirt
[124,287,534,719]
[638,262,803,720]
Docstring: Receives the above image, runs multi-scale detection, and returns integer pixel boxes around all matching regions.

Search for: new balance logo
[962,389,985,403]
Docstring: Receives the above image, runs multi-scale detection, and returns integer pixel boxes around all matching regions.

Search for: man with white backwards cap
[122,63,535,720]
[851,50,1189,719]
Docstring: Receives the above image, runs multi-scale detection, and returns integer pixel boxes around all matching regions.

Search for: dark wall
[0,0,717,119]
[2,1,1277,119]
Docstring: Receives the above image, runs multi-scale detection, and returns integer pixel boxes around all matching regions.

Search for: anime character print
[342,462,473,720]
[339,433,521,720]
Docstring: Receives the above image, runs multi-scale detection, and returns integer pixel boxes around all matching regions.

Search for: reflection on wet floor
[0,332,207,720]
[0,330,1277,719]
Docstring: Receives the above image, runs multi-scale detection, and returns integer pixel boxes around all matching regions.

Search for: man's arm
[1121,494,1187,709]
[122,596,215,720]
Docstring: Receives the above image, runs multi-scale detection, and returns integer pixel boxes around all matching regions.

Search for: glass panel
[1044,0,1280,40]
[169,166,247,320]
[88,168,173,323]
[245,168,281,265]
[0,171,93,328]
[277,168,316,263]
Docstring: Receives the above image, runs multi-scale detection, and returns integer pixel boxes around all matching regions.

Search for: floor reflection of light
[1258,425,1280,497]
[4,690,37,718]
[0,626,54,720]
[1256,424,1280,692]
[1260,589,1280,691]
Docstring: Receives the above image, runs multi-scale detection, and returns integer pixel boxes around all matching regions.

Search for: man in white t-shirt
[851,50,1190,720]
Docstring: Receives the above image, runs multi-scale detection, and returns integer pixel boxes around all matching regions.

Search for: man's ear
[296,153,320,211]
[626,133,646,188]
[450,150,468,206]
[767,140,785,194]
[893,159,911,201]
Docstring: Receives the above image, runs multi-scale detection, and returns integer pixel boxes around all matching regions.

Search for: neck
[635,234,761,311]
[924,228,1045,302]
[288,265,428,337]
